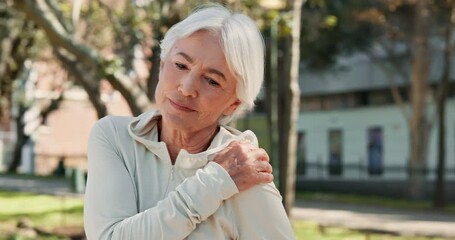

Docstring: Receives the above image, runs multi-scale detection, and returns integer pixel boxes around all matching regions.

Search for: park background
[1,0,455,239]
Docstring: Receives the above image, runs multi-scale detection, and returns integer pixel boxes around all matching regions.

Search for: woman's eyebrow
[176,52,193,63]
[207,69,226,82]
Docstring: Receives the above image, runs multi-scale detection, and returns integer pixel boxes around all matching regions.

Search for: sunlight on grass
[1,190,453,240]
[0,191,84,231]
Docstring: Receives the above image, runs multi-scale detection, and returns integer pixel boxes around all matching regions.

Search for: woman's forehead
[171,32,227,65]
[169,30,239,81]
[174,31,221,51]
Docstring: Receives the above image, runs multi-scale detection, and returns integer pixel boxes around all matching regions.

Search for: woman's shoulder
[93,115,134,132]
[89,116,136,143]
[215,125,259,147]
[221,182,294,239]
[230,182,282,204]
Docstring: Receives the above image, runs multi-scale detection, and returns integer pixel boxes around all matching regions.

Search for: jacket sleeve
[230,182,296,239]
[83,119,238,240]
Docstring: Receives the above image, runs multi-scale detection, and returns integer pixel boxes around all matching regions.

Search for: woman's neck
[158,119,219,164]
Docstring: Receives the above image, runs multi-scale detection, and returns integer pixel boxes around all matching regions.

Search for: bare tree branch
[44,0,73,33]
[376,60,412,124]
[13,0,152,115]
[104,70,151,115]
[14,0,102,67]
[367,42,412,124]
[54,48,108,119]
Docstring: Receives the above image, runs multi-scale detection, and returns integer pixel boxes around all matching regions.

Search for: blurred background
[1,0,455,239]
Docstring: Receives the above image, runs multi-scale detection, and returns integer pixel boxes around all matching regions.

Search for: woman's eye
[206,77,220,87]
[175,63,187,70]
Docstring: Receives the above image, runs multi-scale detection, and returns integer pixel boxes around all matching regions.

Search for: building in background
[0,58,132,175]
[33,87,131,175]
[295,50,455,200]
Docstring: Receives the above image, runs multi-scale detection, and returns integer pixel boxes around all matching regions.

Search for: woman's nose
[178,74,198,97]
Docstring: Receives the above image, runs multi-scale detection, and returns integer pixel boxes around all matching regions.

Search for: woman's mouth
[169,99,194,112]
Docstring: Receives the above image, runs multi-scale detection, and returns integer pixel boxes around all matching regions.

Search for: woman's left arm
[212,132,295,239]
[229,182,296,239]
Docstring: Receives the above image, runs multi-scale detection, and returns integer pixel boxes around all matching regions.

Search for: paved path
[2,175,455,238]
[292,200,455,239]
[0,175,82,197]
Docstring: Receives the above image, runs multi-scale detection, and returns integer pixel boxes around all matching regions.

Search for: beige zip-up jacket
[84,110,295,240]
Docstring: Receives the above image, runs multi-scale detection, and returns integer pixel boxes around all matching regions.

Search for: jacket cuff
[175,161,239,220]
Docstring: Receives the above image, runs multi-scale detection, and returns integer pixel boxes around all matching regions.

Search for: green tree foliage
[300,0,383,70]
[299,0,453,71]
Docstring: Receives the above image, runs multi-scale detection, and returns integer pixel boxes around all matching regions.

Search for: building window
[296,131,306,175]
[368,127,384,175]
[328,129,343,175]
[356,91,369,106]
[369,90,392,106]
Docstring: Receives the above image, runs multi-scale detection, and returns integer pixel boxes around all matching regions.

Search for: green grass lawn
[0,191,84,239]
[0,190,453,239]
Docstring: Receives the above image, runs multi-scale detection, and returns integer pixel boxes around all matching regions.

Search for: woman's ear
[223,100,241,116]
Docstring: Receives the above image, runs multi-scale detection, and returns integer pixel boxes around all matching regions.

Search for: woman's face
[155,30,240,132]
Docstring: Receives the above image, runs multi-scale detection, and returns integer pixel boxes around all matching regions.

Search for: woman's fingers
[242,147,270,163]
[212,140,274,192]
[229,169,274,192]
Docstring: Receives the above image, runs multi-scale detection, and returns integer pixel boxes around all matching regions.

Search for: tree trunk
[7,105,28,173]
[408,0,431,200]
[147,0,184,100]
[269,16,280,176]
[1,16,36,173]
[147,44,161,101]
[434,0,454,209]
[278,0,304,216]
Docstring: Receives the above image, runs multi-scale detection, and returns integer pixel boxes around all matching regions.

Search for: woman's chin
[162,113,194,128]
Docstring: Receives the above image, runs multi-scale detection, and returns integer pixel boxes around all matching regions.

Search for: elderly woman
[84,4,294,240]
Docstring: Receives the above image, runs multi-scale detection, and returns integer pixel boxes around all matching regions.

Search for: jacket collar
[128,109,258,169]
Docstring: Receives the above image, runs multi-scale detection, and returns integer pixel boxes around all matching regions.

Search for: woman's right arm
[84,119,272,240]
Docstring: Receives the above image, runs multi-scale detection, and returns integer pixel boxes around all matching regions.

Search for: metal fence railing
[296,159,455,180]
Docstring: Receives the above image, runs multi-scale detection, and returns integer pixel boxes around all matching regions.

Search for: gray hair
[160,4,265,125]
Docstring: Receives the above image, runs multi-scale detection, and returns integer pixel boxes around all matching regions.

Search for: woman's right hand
[212,140,274,192]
